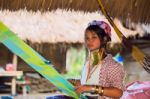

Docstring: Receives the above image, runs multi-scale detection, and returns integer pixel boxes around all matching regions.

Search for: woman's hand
[74,85,92,94]
[68,79,81,86]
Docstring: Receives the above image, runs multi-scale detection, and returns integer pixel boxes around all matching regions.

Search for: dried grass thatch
[0,0,150,23]
[0,9,101,43]
[0,9,119,43]
[102,0,150,23]
[0,0,98,12]
[0,9,145,43]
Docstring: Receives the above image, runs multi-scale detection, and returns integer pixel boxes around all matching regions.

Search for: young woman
[71,20,125,99]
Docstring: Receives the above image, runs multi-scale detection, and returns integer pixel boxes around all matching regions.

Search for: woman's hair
[85,23,111,49]
[85,25,111,43]
[86,20,111,42]
[85,20,112,50]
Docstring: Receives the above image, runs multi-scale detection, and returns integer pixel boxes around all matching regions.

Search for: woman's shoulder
[103,54,124,69]
[103,54,125,77]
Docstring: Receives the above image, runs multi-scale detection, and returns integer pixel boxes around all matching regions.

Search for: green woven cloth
[0,22,81,99]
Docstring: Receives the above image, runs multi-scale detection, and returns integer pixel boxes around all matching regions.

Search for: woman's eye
[85,36,98,40]
[85,37,89,40]
[92,36,97,39]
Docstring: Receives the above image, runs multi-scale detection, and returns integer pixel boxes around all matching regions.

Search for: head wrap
[88,20,111,37]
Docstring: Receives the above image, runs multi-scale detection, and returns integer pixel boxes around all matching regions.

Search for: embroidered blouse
[81,54,125,99]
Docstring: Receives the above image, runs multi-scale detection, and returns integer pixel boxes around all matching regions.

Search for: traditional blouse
[81,54,125,99]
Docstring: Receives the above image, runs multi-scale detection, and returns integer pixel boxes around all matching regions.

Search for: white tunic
[80,61,101,97]
[81,60,101,85]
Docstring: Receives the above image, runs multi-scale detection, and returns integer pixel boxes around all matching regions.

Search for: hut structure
[0,0,150,93]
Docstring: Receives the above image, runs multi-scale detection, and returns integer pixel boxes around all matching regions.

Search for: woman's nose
[88,39,93,43]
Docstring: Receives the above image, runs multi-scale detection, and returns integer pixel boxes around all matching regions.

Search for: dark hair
[85,25,111,43]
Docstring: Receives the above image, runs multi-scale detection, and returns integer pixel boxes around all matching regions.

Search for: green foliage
[64,47,86,78]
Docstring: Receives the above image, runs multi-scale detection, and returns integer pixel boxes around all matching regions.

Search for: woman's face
[85,30,101,51]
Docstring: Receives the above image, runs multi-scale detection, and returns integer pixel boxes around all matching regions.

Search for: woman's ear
[103,37,107,42]
[103,36,111,43]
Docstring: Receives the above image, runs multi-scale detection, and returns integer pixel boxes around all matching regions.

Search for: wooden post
[12,54,17,71]
[12,54,18,95]
[11,77,16,95]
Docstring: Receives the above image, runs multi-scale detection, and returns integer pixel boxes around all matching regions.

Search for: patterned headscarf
[88,20,111,37]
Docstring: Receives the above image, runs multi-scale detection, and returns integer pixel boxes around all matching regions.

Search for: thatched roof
[0,0,149,43]
[0,10,105,43]
[0,0,150,23]
[1,9,146,43]
[102,0,150,23]
[0,0,98,12]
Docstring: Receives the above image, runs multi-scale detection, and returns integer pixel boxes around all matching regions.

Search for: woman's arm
[75,85,123,98]
[67,79,81,86]
[99,86,123,98]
